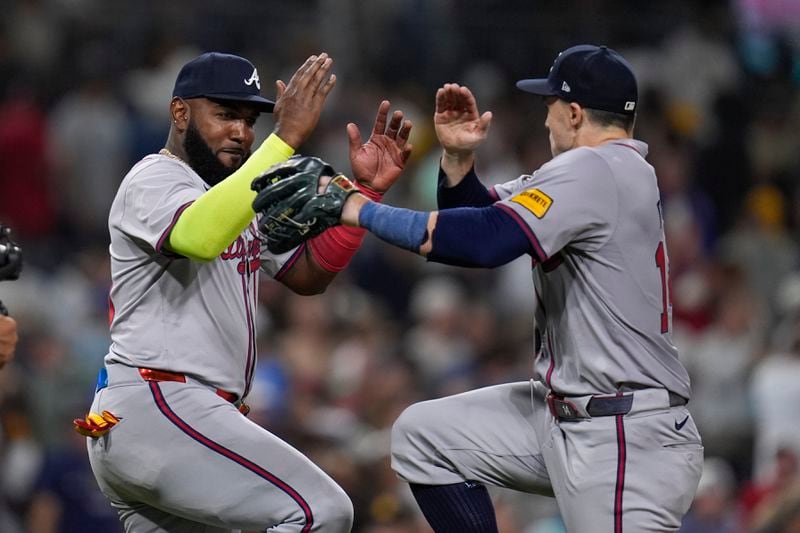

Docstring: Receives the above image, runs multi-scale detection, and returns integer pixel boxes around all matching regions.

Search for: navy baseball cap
[172,52,275,113]
[516,45,638,115]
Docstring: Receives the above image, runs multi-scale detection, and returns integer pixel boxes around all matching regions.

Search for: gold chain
[159,148,185,163]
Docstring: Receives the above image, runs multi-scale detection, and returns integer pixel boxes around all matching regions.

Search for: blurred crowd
[1,0,800,531]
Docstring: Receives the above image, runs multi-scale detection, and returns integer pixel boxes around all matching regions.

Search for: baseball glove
[251,155,358,254]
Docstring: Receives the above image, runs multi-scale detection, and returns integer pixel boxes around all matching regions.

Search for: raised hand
[347,100,412,194]
[273,53,337,149]
[434,83,492,157]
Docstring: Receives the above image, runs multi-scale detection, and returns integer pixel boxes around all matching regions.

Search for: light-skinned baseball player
[256,44,703,532]
[75,52,411,532]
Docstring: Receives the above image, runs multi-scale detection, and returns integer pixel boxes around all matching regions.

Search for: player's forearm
[342,197,531,267]
[278,245,337,295]
[437,164,494,209]
[440,150,475,187]
[168,134,294,261]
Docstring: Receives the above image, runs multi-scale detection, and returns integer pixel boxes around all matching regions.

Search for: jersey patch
[510,188,553,218]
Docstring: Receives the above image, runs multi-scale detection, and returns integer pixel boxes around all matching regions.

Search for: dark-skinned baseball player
[75,51,411,532]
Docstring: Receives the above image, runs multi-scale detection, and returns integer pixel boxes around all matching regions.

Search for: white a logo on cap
[561,81,571,93]
[244,68,261,90]
[624,101,636,111]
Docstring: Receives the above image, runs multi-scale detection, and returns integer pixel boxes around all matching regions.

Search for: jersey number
[655,241,670,334]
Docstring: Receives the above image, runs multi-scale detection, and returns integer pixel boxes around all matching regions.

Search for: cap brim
[516,78,556,96]
[206,93,276,113]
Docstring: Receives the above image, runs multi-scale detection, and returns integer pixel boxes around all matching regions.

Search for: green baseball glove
[251,155,358,254]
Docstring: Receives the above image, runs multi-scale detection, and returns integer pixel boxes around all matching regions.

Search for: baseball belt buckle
[547,393,582,420]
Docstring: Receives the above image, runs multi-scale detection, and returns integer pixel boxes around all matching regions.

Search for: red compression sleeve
[308,182,383,272]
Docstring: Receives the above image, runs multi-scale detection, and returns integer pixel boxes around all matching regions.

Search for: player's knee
[312,484,353,532]
[391,400,442,454]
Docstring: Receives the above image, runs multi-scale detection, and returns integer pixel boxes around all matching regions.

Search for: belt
[547,390,687,421]
[137,368,239,404]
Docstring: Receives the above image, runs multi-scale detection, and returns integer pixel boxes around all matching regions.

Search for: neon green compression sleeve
[168,133,294,261]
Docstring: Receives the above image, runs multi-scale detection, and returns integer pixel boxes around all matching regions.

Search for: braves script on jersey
[106,154,294,397]
[85,153,358,532]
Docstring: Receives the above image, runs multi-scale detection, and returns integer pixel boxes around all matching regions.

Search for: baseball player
[75,51,411,532]
[329,44,703,531]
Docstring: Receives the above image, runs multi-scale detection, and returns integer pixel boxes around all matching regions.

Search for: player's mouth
[219,148,245,165]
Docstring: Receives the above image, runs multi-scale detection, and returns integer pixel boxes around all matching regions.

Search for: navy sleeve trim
[156,201,195,257]
[274,242,307,281]
[494,203,548,263]
[437,165,494,209]
[427,205,536,268]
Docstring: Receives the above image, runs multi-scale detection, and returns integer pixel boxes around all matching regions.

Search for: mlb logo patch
[510,188,553,218]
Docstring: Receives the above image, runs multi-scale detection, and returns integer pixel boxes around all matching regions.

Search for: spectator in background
[750,319,800,481]
[717,184,798,327]
[680,279,764,475]
[26,429,121,533]
[680,457,740,533]
[48,44,131,249]
[743,446,800,530]
[0,80,56,258]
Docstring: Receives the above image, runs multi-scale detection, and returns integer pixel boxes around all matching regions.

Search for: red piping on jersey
[274,242,306,281]
[545,335,556,389]
[495,203,547,263]
[241,267,256,398]
[156,201,194,253]
[148,382,314,531]
[614,392,627,533]
[541,253,563,272]
[108,293,115,327]
[488,186,500,202]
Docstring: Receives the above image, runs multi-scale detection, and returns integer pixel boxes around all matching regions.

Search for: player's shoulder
[120,153,199,190]
[128,153,191,178]
[538,145,614,184]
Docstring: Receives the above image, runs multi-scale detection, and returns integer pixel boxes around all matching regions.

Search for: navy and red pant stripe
[149,382,314,532]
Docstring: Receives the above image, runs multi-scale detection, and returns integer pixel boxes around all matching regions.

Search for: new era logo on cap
[173,52,274,113]
[516,44,638,115]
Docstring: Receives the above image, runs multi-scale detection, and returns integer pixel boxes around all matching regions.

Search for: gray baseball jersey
[86,154,355,532]
[492,139,690,399]
[391,139,703,532]
[105,154,294,397]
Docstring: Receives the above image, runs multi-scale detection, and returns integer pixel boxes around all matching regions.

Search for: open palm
[348,101,413,194]
[434,83,492,156]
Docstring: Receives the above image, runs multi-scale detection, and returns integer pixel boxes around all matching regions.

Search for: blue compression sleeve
[437,166,494,209]
[358,202,429,252]
[427,205,532,268]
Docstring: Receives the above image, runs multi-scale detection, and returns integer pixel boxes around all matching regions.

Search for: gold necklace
[159,148,185,163]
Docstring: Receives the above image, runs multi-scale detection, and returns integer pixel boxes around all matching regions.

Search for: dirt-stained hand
[347,100,412,194]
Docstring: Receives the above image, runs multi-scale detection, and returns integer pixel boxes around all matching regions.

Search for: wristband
[358,202,428,252]
[308,225,366,273]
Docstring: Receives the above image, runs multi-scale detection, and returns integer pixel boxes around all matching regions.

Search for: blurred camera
[0,225,22,316]
[0,224,22,282]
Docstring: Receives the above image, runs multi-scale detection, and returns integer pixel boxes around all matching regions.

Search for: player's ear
[170,97,189,132]
[568,102,583,128]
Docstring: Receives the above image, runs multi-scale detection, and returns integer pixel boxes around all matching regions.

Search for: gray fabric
[391,381,703,532]
[496,140,690,398]
[105,154,295,396]
[89,364,353,532]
